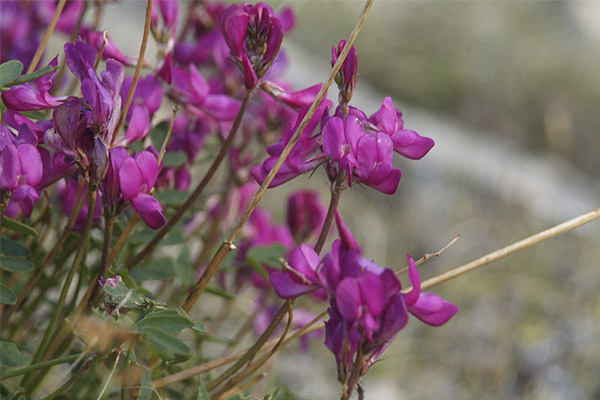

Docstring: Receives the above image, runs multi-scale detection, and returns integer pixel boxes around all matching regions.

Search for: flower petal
[118,157,142,200]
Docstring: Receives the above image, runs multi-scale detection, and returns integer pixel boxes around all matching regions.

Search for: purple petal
[17,144,42,186]
[220,6,249,58]
[0,143,19,190]
[344,116,364,154]
[125,106,151,143]
[357,272,385,317]
[134,150,159,190]
[404,254,421,306]
[322,117,345,161]
[118,157,142,200]
[132,194,166,229]
[202,95,241,121]
[408,292,458,326]
[11,185,39,217]
[334,210,358,250]
[391,129,435,159]
[335,277,361,322]
[380,268,402,301]
[288,243,320,283]
[189,64,210,104]
[270,271,316,299]
[376,294,409,343]
[241,53,258,90]
[369,97,398,135]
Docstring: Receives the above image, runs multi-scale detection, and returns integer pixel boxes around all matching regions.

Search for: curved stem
[21,190,97,392]
[111,0,153,144]
[314,176,343,255]
[126,90,254,271]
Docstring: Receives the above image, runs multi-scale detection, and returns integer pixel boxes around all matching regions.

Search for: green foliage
[0,60,23,86]
[246,244,287,280]
[155,190,190,206]
[0,61,59,90]
[0,238,31,257]
[150,120,169,149]
[2,217,39,237]
[0,341,29,367]
[0,283,17,305]
[162,151,188,167]
[0,256,34,272]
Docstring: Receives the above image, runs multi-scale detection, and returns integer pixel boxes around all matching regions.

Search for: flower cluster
[271,211,458,383]
[252,40,434,195]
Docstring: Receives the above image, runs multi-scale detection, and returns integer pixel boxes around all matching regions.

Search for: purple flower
[118,149,166,229]
[270,243,322,298]
[151,0,179,44]
[219,3,285,89]
[368,97,434,159]
[98,275,123,288]
[251,99,332,187]
[331,40,358,106]
[1,57,67,111]
[286,190,327,244]
[0,140,43,218]
[120,75,163,143]
[171,65,241,121]
[323,115,402,194]
[403,254,458,326]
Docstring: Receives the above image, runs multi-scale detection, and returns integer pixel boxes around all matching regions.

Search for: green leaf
[0,237,31,257]
[174,247,193,287]
[191,320,206,333]
[130,257,174,281]
[162,151,187,167]
[137,309,192,335]
[0,256,34,272]
[0,60,23,86]
[20,110,47,121]
[143,327,190,356]
[247,244,286,268]
[155,190,189,206]
[2,217,39,237]
[138,372,153,400]
[0,283,17,305]
[197,379,209,400]
[0,341,29,367]
[102,281,144,308]
[150,121,169,149]
[3,65,58,88]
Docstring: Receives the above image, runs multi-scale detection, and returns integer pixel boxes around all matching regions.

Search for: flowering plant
[0,1,597,399]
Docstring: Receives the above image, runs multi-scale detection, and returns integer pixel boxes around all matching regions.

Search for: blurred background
[85,1,600,399]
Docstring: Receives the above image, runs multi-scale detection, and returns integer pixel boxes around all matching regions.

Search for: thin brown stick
[405,209,600,293]
[94,31,109,70]
[212,372,266,400]
[152,311,327,389]
[396,234,461,276]
[112,0,153,144]
[181,0,375,313]
[27,0,67,74]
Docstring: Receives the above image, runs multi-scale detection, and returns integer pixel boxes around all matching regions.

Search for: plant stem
[406,208,600,293]
[1,179,86,327]
[314,176,344,255]
[21,189,97,392]
[0,354,80,381]
[27,0,67,74]
[152,310,327,389]
[205,300,291,392]
[111,0,153,144]
[125,90,254,271]
[180,0,374,313]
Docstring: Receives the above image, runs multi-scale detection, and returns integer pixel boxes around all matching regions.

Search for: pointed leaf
[143,327,191,356]
[0,283,16,305]
[136,309,192,335]
[162,151,187,167]
[0,256,34,272]
[3,65,59,88]
[0,237,31,256]
[2,216,39,236]
[138,372,153,400]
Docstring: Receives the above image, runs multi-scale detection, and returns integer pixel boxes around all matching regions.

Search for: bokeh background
[73,1,600,399]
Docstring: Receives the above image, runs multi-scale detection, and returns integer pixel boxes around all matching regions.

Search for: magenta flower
[270,243,322,298]
[118,149,166,229]
[151,0,179,44]
[171,65,240,121]
[219,3,284,89]
[1,57,66,111]
[323,115,402,194]
[119,75,163,143]
[368,97,434,159]
[0,141,43,218]
[331,40,358,105]
[287,190,327,244]
[58,178,103,230]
